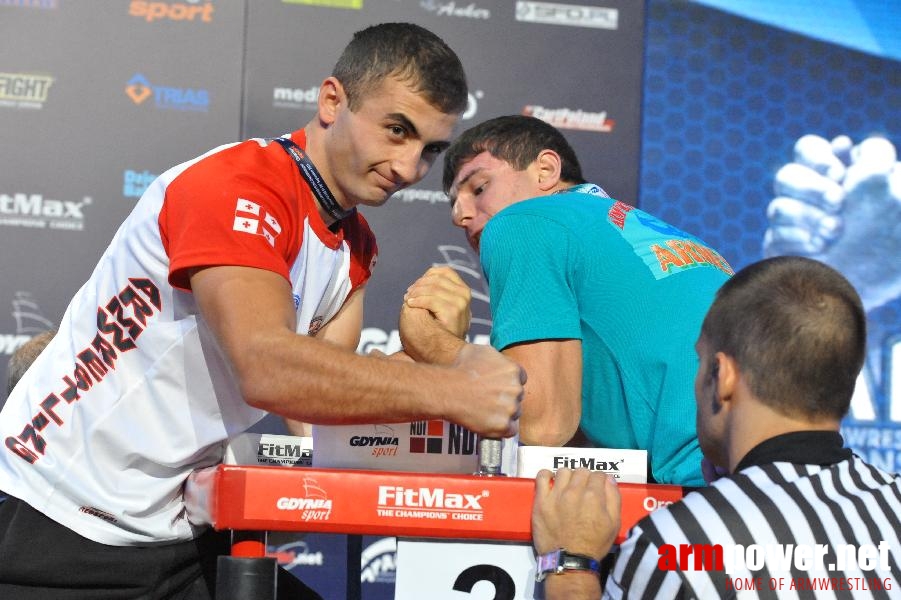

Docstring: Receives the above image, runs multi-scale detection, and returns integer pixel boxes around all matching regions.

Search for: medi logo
[128,0,214,23]
[125,74,209,112]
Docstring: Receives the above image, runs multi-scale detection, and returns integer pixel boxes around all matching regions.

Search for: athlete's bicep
[315,286,365,351]
[189,265,297,383]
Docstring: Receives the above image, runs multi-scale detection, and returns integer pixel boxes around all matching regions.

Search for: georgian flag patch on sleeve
[233,198,282,247]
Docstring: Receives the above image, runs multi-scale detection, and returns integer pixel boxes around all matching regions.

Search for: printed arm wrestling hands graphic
[398,266,524,437]
[763,134,901,311]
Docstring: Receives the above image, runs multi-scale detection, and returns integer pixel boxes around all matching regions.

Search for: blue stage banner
[639,0,901,470]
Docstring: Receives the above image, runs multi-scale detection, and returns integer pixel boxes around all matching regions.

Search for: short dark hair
[332,22,468,115]
[7,329,55,395]
[442,115,586,193]
[701,257,866,420]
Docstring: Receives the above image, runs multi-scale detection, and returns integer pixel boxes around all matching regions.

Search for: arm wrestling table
[185,464,686,599]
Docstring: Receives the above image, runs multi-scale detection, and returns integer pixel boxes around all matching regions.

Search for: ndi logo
[125,74,209,112]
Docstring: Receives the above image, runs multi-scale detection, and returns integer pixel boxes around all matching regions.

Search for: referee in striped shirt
[531,256,901,599]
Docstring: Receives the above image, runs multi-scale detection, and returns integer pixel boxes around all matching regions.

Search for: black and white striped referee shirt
[604,431,901,599]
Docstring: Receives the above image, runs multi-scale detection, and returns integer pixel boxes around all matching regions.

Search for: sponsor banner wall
[0,2,644,598]
[1,0,646,409]
[242,0,646,353]
[0,0,244,396]
[637,1,901,471]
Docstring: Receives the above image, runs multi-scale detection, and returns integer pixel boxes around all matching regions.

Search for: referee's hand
[531,468,620,559]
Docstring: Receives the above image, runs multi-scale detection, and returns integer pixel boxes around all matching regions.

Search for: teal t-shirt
[480,187,732,486]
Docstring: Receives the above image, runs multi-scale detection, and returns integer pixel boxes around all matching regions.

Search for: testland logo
[349,425,399,457]
[0,72,54,109]
[0,192,91,231]
[376,485,487,521]
[523,105,615,132]
[129,0,214,22]
[515,1,619,30]
[125,74,209,112]
[276,477,332,522]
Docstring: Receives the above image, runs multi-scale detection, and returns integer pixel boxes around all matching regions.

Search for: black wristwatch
[535,548,601,582]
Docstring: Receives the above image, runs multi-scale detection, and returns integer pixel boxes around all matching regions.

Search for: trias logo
[553,456,624,474]
[0,193,91,231]
[276,477,332,522]
[125,74,209,112]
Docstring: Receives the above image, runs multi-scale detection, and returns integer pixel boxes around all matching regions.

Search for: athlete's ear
[535,149,563,192]
[713,352,738,407]
[317,77,344,126]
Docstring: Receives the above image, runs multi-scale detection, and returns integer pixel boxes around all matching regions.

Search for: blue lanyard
[271,136,354,222]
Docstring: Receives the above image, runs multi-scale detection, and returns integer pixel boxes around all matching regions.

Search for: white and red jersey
[0,130,376,545]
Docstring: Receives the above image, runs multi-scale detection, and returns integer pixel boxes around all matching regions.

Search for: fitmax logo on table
[126,74,209,112]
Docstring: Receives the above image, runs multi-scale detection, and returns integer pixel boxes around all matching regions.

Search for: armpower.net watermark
[657,542,893,592]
